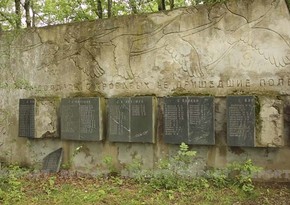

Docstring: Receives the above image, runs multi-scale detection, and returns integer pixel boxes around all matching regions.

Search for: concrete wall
[0,0,290,180]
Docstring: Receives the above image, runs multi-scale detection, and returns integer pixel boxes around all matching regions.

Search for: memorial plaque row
[18,96,256,146]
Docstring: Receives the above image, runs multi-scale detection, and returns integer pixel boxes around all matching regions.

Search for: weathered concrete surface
[0,0,290,181]
[257,97,284,147]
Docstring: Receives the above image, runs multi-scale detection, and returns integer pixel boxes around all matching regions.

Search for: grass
[0,145,289,205]
[0,169,289,205]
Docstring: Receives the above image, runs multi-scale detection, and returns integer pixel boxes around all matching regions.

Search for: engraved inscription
[188,97,214,145]
[79,98,100,140]
[164,96,214,145]
[108,98,130,142]
[227,96,255,147]
[131,97,154,143]
[61,99,79,138]
[108,96,155,143]
[164,97,187,144]
[19,99,35,138]
[60,98,102,141]
[80,103,96,134]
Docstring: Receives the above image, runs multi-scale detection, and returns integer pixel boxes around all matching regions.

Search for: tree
[170,0,174,9]
[0,0,289,31]
[158,0,166,11]
[108,0,112,17]
[14,0,21,28]
[97,0,103,19]
[24,0,31,27]
[0,0,18,30]
[129,0,137,14]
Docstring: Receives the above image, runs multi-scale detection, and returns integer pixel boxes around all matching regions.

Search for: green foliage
[39,0,99,25]
[0,163,286,205]
[286,0,290,12]
[206,159,262,193]
[175,142,197,164]
[61,145,84,170]
[0,0,234,30]
[102,155,118,175]
[128,142,198,190]
[42,176,57,195]
[0,165,28,204]
[227,159,262,193]
[125,143,261,195]
[0,0,19,30]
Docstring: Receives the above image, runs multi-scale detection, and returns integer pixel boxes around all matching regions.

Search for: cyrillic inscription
[60,98,103,141]
[19,99,35,138]
[163,96,215,145]
[227,96,255,147]
[108,96,155,143]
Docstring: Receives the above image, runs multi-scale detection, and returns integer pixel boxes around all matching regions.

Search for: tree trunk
[158,0,166,11]
[97,0,102,19]
[170,0,174,10]
[14,0,21,28]
[129,0,138,14]
[24,0,31,28]
[31,0,36,27]
[108,0,112,18]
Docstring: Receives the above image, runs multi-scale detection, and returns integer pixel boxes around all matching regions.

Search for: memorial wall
[0,0,290,179]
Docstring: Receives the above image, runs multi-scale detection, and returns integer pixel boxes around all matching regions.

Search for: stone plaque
[163,97,188,144]
[107,98,130,142]
[227,96,255,147]
[42,148,63,173]
[131,97,154,143]
[188,97,215,145]
[19,99,35,138]
[163,96,215,145]
[60,97,103,141]
[108,96,156,143]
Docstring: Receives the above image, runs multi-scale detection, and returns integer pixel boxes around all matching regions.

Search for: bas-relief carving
[6,0,290,93]
[131,0,290,79]
[72,0,289,81]
[67,1,290,83]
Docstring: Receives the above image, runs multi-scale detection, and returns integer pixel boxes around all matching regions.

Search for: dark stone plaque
[131,97,154,143]
[227,96,255,147]
[42,148,63,173]
[163,96,215,145]
[163,97,188,144]
[79,98,100,141]
[60,98,80,140]
[108,96,155,143]
[188,97,215,145]
[19,99,35,138]
[107,98,130,142]
[60,97,102,141]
